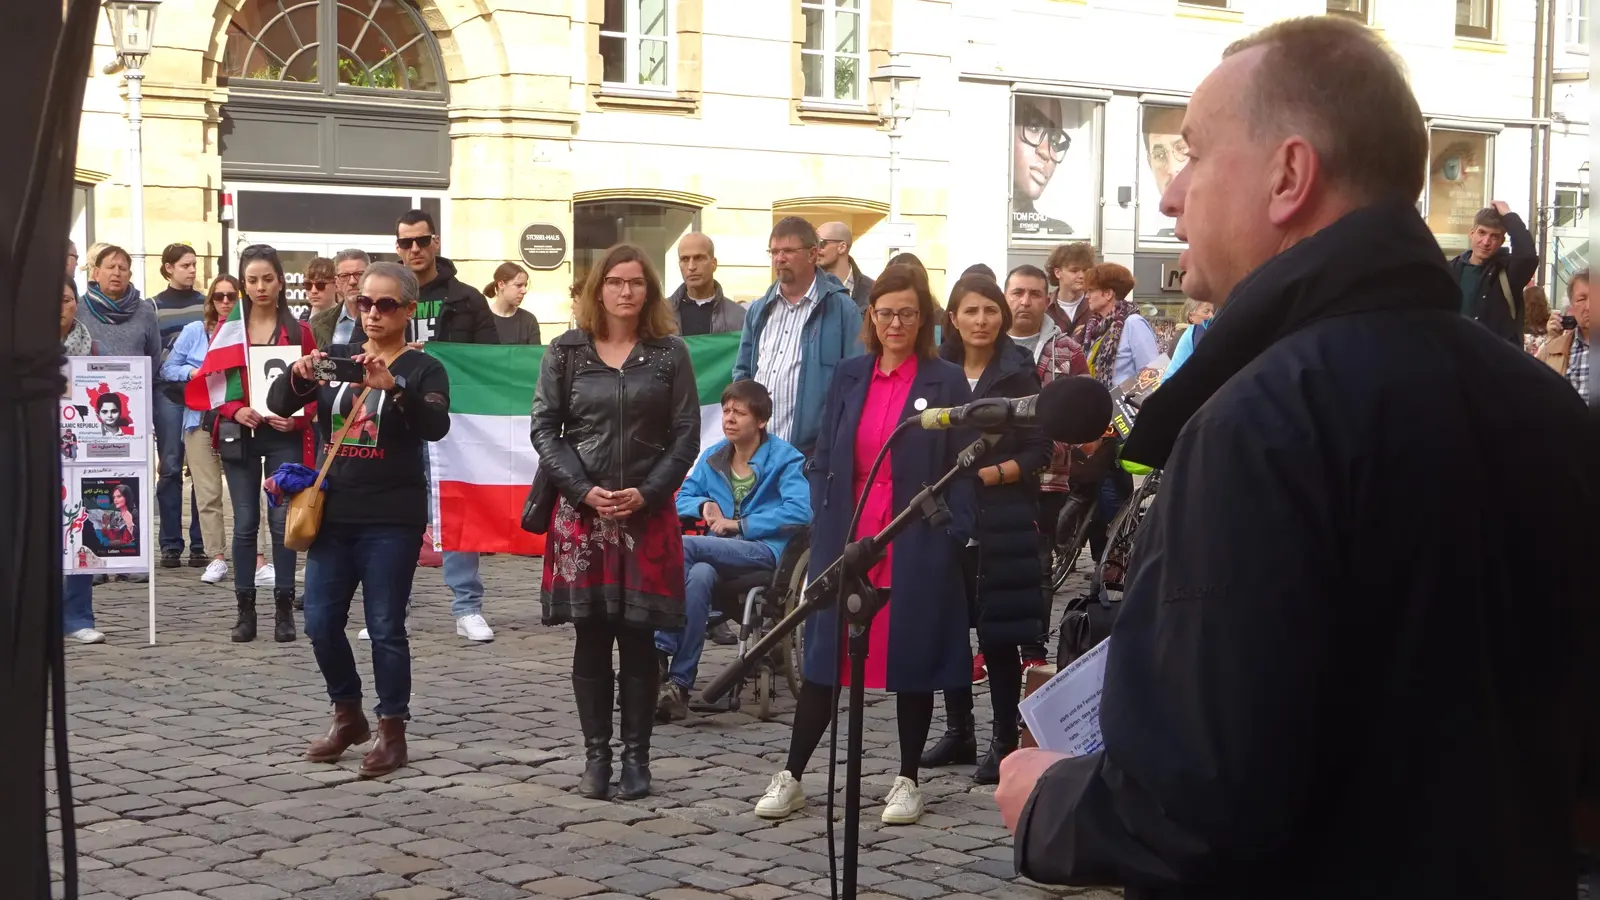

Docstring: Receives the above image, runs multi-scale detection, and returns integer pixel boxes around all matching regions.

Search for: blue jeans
[222,428,302,591]
[63,574,94,633]
[655,535,776,690]
[303,521,422,719]
[154,390,202,554]
[444,551,482,617]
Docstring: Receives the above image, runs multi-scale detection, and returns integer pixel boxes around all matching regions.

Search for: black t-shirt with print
[267,348,451,529]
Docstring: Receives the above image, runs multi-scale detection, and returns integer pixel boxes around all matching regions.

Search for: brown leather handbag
[284,384,373,552]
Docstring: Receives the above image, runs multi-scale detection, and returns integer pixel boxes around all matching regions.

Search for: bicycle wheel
[1050,495,1094,591]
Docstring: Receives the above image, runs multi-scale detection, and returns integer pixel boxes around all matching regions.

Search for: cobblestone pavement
[50,554,1118,900]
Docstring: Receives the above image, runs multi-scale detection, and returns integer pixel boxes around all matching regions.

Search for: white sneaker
[880,775,924,826]
[67,628,105,645]
[358,628,370,640]
[201,559,228,584]
[456,614,494,642]
[754,770,805,819]
[296,566,305,583]
[254,563,276,587]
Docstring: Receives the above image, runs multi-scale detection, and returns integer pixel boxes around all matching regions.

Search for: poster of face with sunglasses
[1011,94,1097,243]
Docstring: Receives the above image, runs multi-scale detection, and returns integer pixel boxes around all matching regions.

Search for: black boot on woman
[572,675,614,799]
[973,738,1016,785]
[231,590,257,642]
[617,672,657,800]
[273,589,297,642]
[921,689,977,767]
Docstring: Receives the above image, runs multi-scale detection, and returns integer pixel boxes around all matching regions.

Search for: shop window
[600,0,672,89]
[801,0,866,103]
[1456,0,1494,40]
[573,200,699,290]
[224,0,444,95]
[1426,128,1494,251]
[1138,104,1188,243]
[1554,185,1590,228]
[1010,93,1101,246]
[1326,0,1370,23]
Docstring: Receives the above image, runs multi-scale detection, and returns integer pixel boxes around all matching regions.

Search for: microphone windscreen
[1034,376,1114,444]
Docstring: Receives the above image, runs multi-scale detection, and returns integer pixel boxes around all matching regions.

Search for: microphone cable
[819,414,920,900]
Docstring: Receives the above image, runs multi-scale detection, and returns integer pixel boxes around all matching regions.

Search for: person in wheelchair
[656,380,811,721]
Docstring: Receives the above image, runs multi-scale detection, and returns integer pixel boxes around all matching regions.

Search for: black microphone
[918,376,1113,444]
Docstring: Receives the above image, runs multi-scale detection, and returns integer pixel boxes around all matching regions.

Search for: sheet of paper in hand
[1018,637,1109,756]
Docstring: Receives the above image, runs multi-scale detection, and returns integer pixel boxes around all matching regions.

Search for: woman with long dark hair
[164,275,243,585]
[485,261,541,345]
[212,245,316,642]
[531,244,700,801]
[754,264,976,826]
[922,275,1050,782]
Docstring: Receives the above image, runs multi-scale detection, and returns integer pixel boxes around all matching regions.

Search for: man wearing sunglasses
[1011,95,1077,240]
[395,209,499,347]
[395,209,500,644]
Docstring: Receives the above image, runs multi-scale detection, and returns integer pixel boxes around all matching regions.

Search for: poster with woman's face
[1011,94,1099,244]
[64,467,151,572]
[60,356,149,462]
[247,346,306,417]
[1140,105,1190,241]
[1427,130,1492,252]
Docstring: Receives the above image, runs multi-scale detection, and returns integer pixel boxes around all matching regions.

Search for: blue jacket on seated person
[675,433,811,561]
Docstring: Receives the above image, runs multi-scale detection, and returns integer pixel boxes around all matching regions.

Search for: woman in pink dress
[754,265,978,827]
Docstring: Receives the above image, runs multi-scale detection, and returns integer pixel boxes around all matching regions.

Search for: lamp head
[104,0,161,63]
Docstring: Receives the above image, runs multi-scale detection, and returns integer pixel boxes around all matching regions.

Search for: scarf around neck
[83,282,143,325]
[1121,200,1459,469]
[1084,299,1136,387]
[63,320,94,357]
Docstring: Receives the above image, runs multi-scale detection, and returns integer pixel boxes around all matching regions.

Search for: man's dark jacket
[667,281,745,334]
[419,256,499,344]
[1449,211,1538,345]
[848,259,875,310]
[1014,201,1598,900]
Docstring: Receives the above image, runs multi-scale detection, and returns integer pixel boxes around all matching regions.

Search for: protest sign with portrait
[59,356,149,462]
[248,345,306,417]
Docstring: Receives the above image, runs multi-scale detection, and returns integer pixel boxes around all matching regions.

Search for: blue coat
[675,433,811,562]
[801,353,978,693]
[732,268,864,454]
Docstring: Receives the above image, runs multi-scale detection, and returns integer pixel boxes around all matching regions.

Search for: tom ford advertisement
[1139,105,1190,241]
[1011,94,1099,243]
[1427,129,1492,250]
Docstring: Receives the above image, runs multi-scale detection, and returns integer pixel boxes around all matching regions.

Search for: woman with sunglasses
[531,243,700,801]
[164,275,244,587]
[208,245,317,642]
[272,261,451,778]
[754,265,977,827]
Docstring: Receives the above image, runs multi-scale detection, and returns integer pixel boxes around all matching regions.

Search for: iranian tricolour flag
[183,301,247,411]
[425,333,741,555]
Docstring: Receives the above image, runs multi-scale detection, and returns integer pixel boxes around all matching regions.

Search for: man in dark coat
[996,17,1597,900]
[1449,202,1539,345]
[396,209,500,347]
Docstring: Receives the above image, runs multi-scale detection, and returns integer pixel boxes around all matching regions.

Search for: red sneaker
[971,653,988,685]
[1021,656,1048,675]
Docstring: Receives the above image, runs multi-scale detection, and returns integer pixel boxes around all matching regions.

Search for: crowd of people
[61,26,1591,847]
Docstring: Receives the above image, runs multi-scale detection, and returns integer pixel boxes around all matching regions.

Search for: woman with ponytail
[485,261,541,345]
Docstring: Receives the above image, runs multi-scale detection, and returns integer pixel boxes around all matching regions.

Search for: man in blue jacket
[733,216,863,455]
[656,381,811,721]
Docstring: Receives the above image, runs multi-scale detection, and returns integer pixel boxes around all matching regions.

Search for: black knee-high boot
[920,688,977,767]
[617,668,658,800]
[572,675,613,799]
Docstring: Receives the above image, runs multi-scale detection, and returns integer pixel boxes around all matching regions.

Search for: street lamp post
[870,54,920,256]
[104,0,161,284]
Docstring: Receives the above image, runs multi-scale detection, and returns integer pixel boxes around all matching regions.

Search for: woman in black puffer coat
[923,274,1051,783]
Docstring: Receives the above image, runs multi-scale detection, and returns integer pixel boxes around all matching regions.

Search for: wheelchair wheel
[779,548,810,703]
[755,661,775,721]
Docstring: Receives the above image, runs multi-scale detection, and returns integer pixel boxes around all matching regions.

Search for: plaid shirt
[1032,331,1089,492]
[1566,328,1590,404]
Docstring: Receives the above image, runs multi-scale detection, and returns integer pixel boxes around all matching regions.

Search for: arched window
[223,0,444,96]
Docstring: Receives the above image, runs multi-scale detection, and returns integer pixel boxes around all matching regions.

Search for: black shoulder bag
[520,345,573,535]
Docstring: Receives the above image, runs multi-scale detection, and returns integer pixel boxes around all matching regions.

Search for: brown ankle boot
[359,716,407,778]
[304,701,371,763]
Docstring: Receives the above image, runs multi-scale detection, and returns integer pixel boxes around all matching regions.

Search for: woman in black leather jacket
[530,243,700,802]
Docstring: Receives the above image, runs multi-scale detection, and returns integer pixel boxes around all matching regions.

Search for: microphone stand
[700,432,1000,900]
